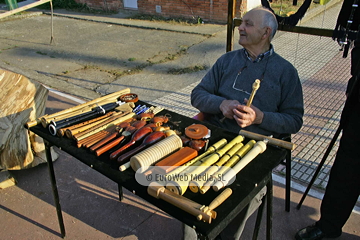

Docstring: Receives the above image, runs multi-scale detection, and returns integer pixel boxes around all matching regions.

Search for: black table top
[29,106,286,240]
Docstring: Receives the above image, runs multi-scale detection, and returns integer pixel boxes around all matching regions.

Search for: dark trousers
[317,91,360,236]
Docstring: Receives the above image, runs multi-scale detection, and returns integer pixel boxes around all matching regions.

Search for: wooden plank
[0,0,51,19]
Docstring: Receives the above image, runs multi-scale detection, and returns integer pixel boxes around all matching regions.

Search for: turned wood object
[148,182,232,223]
[26,88,131,128]
[117,131,166,163]
[89,121,131,152]
[155,147,198,174]
[239,130,295,150]
[200,140,255,194]
[109,127,153,160]
[212,140,268,191]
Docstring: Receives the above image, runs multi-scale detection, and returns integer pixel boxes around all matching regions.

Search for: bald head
[246,7,278,40]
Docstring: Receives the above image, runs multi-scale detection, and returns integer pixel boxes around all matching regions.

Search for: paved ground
[1,0,360,239]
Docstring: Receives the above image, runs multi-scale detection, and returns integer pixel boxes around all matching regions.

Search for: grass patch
[129,14,204,25]
[36,51,47,55]
[168,65,207,75]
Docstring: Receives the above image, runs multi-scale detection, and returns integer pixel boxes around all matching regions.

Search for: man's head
[238,7,278,53]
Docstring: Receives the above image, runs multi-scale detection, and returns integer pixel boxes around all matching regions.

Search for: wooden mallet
[147,182,232,223]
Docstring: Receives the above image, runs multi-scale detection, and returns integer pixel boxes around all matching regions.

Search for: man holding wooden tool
[191,8,303,139]
[188,7,304,240]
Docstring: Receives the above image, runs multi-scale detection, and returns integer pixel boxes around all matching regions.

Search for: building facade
[74,0,261,24]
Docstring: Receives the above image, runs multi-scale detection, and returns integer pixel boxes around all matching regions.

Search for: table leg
[118,184,124,201]
[252,192,265,240]
[44,140,66,238]
[266,174,273,240]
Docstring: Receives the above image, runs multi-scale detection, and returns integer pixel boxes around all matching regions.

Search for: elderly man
[185,7,304,240]
[191,8,303,138]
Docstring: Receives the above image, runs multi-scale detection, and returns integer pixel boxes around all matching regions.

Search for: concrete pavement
[1,0,360,239]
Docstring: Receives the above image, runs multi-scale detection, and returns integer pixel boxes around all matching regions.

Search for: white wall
[247,0,261,11]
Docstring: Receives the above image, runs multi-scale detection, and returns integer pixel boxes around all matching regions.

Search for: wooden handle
[89,132,120,151]
[208,188,232,210]
[239,130,295,150]
[109,127,153,160]
[95,135,125,156]
[147,182,214,223]
[119,162,131,171]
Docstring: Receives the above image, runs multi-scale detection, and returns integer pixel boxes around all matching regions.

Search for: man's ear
[262,27,271,39]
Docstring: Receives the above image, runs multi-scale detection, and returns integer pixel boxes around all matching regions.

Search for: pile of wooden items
[27,88,278,223]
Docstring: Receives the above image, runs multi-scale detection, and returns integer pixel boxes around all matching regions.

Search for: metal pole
[45,140,66,237]
[296,123,342,210]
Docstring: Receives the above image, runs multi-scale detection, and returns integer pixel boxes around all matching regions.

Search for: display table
[28,107,286,240]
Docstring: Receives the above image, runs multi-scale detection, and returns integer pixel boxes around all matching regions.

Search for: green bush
[36,0,86,10]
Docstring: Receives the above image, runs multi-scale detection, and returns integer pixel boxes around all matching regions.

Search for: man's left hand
[233,99,264,128]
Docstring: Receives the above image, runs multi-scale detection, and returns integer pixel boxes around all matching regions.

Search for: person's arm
[191,58,228,114]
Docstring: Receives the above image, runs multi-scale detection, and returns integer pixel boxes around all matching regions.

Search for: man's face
[238,10,267,48]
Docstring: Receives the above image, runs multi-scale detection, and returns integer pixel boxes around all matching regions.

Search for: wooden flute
[200,140,256,194]
[188,142,244,193]
[165,135,244,195]
[26,88,130,128]
[212,140,268,192]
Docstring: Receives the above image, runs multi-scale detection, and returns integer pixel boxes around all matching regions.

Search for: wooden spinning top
[185,124,209,139]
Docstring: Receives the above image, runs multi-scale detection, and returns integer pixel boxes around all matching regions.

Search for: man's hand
[220,99,241,119]
[233,99,264,128]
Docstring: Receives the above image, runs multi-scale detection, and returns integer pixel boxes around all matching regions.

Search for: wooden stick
[165,138,228,177]
[167,135,244,195]
[239,130,295,150]
[0,0,51,19]
[148,183,232,223]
